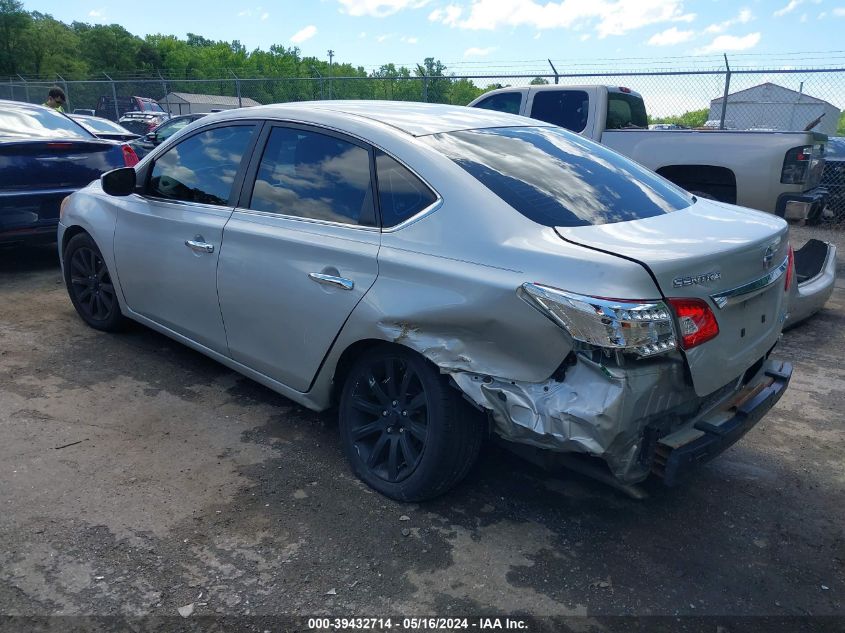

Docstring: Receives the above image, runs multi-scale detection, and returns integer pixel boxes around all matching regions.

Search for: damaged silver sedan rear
[59,102,795,501]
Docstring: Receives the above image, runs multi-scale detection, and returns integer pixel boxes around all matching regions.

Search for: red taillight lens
[668,298,719,349]
[121,144,139,167]
[785,245,795,291]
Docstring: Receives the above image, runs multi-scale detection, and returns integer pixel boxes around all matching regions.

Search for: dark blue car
[0,100,138,245]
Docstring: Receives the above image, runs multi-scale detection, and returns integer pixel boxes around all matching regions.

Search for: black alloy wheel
[339,344,485,501]
[64,232,125,331]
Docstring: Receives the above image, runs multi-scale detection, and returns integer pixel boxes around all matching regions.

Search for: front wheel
[338,344,484,501]
[63,232,126,332]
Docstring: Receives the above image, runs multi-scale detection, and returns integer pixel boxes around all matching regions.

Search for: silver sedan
[59,102,796,500]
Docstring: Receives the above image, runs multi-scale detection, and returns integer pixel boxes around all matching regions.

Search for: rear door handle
[185,239,214,254]
[308,272,354,291]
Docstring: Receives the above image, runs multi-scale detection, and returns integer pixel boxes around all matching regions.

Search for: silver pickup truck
[469,85,836,326]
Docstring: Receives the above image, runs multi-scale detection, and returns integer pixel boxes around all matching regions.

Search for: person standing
[43,86,67,112]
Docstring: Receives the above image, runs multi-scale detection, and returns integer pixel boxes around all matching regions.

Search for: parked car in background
[72,108,95,116]
[61,102,795,500]
[821,137,845,221]
[129,113,206,159]
[95,95,165,121]
[71,114,140,142]
[468,85,828,221]
[118,111,170,136]
[0,100,138,245]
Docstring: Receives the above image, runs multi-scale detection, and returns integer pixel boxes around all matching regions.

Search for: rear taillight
[781,145,813,184]
[518,283,677,357]
[121,144,139,167]
[785,245,795,291]
[667,298,719,349]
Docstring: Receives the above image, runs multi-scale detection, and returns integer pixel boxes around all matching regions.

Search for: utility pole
[327,49,334,99]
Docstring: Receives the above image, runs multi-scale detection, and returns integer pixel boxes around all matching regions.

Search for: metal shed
[158,92,261,115]
[709,82,840,136]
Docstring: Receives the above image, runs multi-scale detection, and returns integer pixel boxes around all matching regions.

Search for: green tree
[649,108,709,128]
[448,78,483,105]
[529,76,549,85]
[0,0,31,75]
[838,111,844,136]
[25,13,86,77]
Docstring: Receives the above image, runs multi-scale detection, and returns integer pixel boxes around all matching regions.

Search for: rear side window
[474,92,522,115]
[606,91,648,129]
[248,126,375,226]
[421,126,692,227]
[149,125,255,205]
[530,90,589,133]
[376,151,437,227]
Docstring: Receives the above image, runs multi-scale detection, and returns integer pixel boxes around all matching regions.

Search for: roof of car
[210,100,543,137]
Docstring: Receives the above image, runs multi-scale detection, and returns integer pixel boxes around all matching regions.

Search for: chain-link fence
[3,65,844,221]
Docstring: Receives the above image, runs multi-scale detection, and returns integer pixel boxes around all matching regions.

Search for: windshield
[421,126,693,227]
[0,106,93,140]
[606,91,648,129]
[73,116,130,134]
[826,138,845,160]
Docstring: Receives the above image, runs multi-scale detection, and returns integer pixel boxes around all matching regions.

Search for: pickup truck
[468,85,828,222]
[468,84,836,327]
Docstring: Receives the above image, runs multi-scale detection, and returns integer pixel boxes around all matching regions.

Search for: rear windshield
[421,126,692,227]
[74,116,129,134]
[0,106,93,140]
[606,91,648,129]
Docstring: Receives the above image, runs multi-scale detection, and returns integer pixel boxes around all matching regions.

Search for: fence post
[548,59,560,85]
[16,74,30,102]
[158,71,171,115]
[57,74,69,111]
[230,70,242,108]
[719,54,731,130]
[104,73,119,120]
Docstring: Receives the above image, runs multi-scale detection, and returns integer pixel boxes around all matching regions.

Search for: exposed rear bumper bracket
[654,360,792,486]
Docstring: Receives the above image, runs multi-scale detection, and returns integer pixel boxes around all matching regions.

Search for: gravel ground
[0,225,843,630]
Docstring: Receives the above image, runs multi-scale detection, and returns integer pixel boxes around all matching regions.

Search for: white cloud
[238,9,252,16]
[533,32,541,39]
[88,8,106,21]
[817,11,827,19]
[704,8,753,34]
[696,32,761,54]
[429,0,696,38]
[337,0,430,18]
[358,31,367,38]
[647,26,694,46]
[463,46,497,57]
[774,0,802,17]
[834,8,845,17]
[376,33,392,42]
[428,4,462,26]
[579,33,591,41]
[290,25,318,43]
[400,35,419,43]
[260,12,269,20]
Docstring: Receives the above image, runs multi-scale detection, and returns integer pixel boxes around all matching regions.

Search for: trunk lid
[0,139,124,191]
[557,200,790,396]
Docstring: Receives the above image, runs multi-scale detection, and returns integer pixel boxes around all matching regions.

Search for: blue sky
[25,0,845,73]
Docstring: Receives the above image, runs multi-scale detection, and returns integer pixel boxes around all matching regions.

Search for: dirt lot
[1,226,843,629]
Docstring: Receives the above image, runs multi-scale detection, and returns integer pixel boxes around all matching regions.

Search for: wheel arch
[656,164,737,204]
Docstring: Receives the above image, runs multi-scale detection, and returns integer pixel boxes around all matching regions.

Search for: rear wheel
[63,232,126,332]
[338,344,484,501]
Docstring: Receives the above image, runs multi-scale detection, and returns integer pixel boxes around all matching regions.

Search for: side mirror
[145,131,156,142]
[101,167,137,197]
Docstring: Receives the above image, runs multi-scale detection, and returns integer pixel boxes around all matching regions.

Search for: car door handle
[308,272,354,291]
[185,239,214,254]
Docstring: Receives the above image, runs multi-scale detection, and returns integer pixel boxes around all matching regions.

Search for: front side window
[248,127,375,226]
[148,125,255,205]
[474,92,523,115]
[530,90,590,133]
[376,151,437,227]
[421,126,692,227]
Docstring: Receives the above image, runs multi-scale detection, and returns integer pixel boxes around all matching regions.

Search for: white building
[709,82,839,136]
[158,92,261,115]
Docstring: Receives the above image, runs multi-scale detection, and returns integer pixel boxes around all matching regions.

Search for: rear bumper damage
[452,354,790,486]
[786,238,837,327]
[775,186,828,221]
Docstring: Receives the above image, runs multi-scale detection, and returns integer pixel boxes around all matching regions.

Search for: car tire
[63,232,126,332]
[338,344,485,501]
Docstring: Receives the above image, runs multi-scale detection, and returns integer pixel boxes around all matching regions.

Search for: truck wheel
[338,344,484,501]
